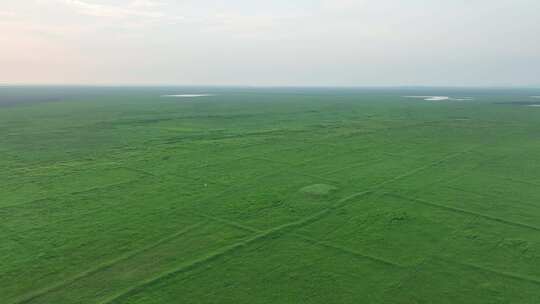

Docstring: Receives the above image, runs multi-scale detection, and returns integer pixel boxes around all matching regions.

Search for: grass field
[2,86,540,303]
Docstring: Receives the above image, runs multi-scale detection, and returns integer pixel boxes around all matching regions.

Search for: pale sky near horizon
[1,0,539,86]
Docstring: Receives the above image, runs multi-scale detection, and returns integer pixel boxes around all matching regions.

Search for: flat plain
[2,86,540,303]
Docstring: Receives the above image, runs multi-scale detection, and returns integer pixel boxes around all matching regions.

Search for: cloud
[55,0,166,19]
[0,10,16,17]
[130,0,161,8]
[3,0,540,86]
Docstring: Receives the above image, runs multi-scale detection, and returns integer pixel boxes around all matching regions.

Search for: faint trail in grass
[295,172,340,184]
[191,211,260,233]
[189,155,254,170]
[0,198,51,211]
[164,172,230,188]
[292,233,404,268]
[387,258,431,292]
[117,166,158,178]
[311,148,472,198]
[255,142,375,167]
[193,209,403,268]
[172,128,377,181]
[12,221,207,304]
[68,180,140,196]
[382,152,409,159]
[0,180,139,212]
[374,148,477,189]
[190,149,332,204]
[388,193,540,232]
[40,148,476,303]
[390,154,499,194]
[0,222,30,247]
[340,121,439,138]
[245,156,295,167]
[321,157,385,176]
[440,258,540,286]
[445,185,540,209]
[248,156,341,183]
[194,202,405,269]
[488,174,540,188]
[99,191,376,304]
[160,127,314,146]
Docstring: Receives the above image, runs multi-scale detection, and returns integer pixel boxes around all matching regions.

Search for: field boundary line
[99,191,375,304]
[444,185,540,209]
[258,144,376,165]
[13,146,476,303]
[292,233,405,268]
[11,221,207,304]
[190,210,403,268]
[246,156,295,167]
[492,175,540,188]
[191,212,260,233]
[186,147,342,206]
[117,166,159,178]
[320,157,385,176]
[16,147,469,303]
[387,193,540,232]
[190,147,325,205]
[246,156,341,184]
[333,121,435,139]
[0,180,140,212]
[391,152,499,194]
[386,258,431,293]
[68,180,140,196]
[189,155,254,170]
[163,171,230,188]
[255,145,472,191]
[294,172,340,184]
[0,198,51,212]
[373,147,476,189]
[440,258,540,286]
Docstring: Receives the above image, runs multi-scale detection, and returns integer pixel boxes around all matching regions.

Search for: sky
[1,0,539,86]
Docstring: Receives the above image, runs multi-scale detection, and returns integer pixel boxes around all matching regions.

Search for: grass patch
[2,87,540,303]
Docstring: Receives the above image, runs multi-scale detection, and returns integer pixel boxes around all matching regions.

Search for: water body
[160,94,214,98]
[403,96,474,101]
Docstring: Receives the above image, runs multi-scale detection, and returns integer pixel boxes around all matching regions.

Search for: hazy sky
[1,0,539,86]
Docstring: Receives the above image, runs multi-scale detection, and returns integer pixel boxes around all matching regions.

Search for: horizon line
[2,83,540,90]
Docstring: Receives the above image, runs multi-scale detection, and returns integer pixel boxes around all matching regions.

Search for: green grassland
[2,87,540,303]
